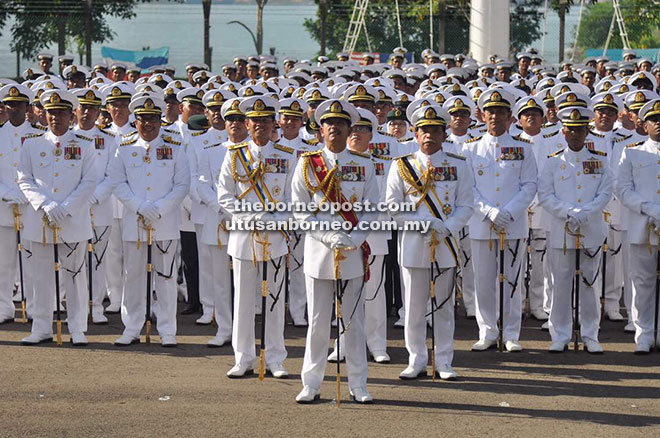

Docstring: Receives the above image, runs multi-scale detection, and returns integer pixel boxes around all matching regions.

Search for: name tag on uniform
[64,146,81,160]
[156,146,173,160]
[94,137,105,150]
[434,166,457,181]
[582,159,603,175]
[500,146,524,160]
[374,162,385,176]
[340,165,366,182]
[265,157,288,173]
[369,142,391,156]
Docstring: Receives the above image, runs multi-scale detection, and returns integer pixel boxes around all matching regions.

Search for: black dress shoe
[0,317,14,324]
[181,304,201,315]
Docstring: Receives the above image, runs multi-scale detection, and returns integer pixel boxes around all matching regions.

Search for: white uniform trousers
[288,233,307,322]
[301,275,367,391]
[232,257,287,367]
[622,232,633,322]
[120,239,178,337]
[602,227,625,313]
[521,228,552,313]
[106,218,124,307]
[548,247,601,344]
[86,225,111,314]
[0,226,19,320]
[331,255,388,357]
[29,241,87,335]
[401,266,455,369]
[210,244,232,339]
[630,244,660,346]
[21,239,36,318]
[458,229,475,314]
[195,224,214,316]
[471,238,523,342]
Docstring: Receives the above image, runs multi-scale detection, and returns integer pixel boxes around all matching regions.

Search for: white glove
[430,218,449,236]
[3,189,28,205]
[486,207,500,223]
[648,216,660,233]
[138,201,160,223]
[642,203,660,221]
[43,201,68,224]
[566,215,580,232]
[493,209,512,231]
[331,231,356,249]
[88,193,99,205]
[574,210,590,227]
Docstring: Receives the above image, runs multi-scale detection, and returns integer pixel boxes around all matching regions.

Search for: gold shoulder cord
[396,157,434,208]
[230,150,265,200]
[302,155,339,211]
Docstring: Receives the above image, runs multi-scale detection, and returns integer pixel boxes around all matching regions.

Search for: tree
[303,0,545,59]
[576,0,660,50]
[1,1,160,63]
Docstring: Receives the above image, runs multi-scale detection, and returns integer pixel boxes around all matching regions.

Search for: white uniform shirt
[616,138,660,245]
[217,140,295,261]
[17,130,98,243]
[463,132,538,240]
[0,121,45,227]
[73,125,119,227]
[291,147,380,280]
[539,144,613,249]
[110,132,190,242]
[386,147,474,268]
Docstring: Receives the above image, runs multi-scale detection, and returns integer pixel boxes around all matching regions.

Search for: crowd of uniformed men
[1,47,660,404]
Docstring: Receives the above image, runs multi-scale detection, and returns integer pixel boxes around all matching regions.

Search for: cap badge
[330,101,343,113]
[254,99,265,111]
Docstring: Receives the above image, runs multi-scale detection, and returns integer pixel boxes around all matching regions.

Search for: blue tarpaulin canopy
[100,46,169,71]
[585,48,659,62]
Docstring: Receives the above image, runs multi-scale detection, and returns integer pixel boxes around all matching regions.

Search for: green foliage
[576,0,660,49]
[1,1,161,58]
[303,0,545,58]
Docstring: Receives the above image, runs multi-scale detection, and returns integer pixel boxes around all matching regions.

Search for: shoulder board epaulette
[515,124,522,131]
[163,136,181,146]
[74,133,93,142]
[130,121,136,128]
[588,149,607,156]
[445,139,455,144]
[543,122,556,128]
[614,131,627,138]
[273,143,294,154]
[22,132,44,140]
[589,130,605,138]
[163,127,180,135]
[464,135,482,144]
[396,154,413,161]
[98,127,115,137]
[381,131,395,138]
[31,123,47,131]
[191,129,208,137]
[372,154,392,161]
[301,150,323,157]
[302,138,319,146]
[122,130,138,138]
[543,130,559,138]
[161,120,174,127]
[349,150,370,159]
[445,152,466,161]
[547,149,564,158]
[615,134,633,143]
[513,135,531,144]
[120,138,138,146]
[204,142,223,150]
[228,142,249,151]
[626,141,644,149]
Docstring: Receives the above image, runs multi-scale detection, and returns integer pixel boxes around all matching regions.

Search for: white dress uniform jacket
[463,132,538,239]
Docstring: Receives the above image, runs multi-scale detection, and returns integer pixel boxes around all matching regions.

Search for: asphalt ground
[1,301,659,438]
